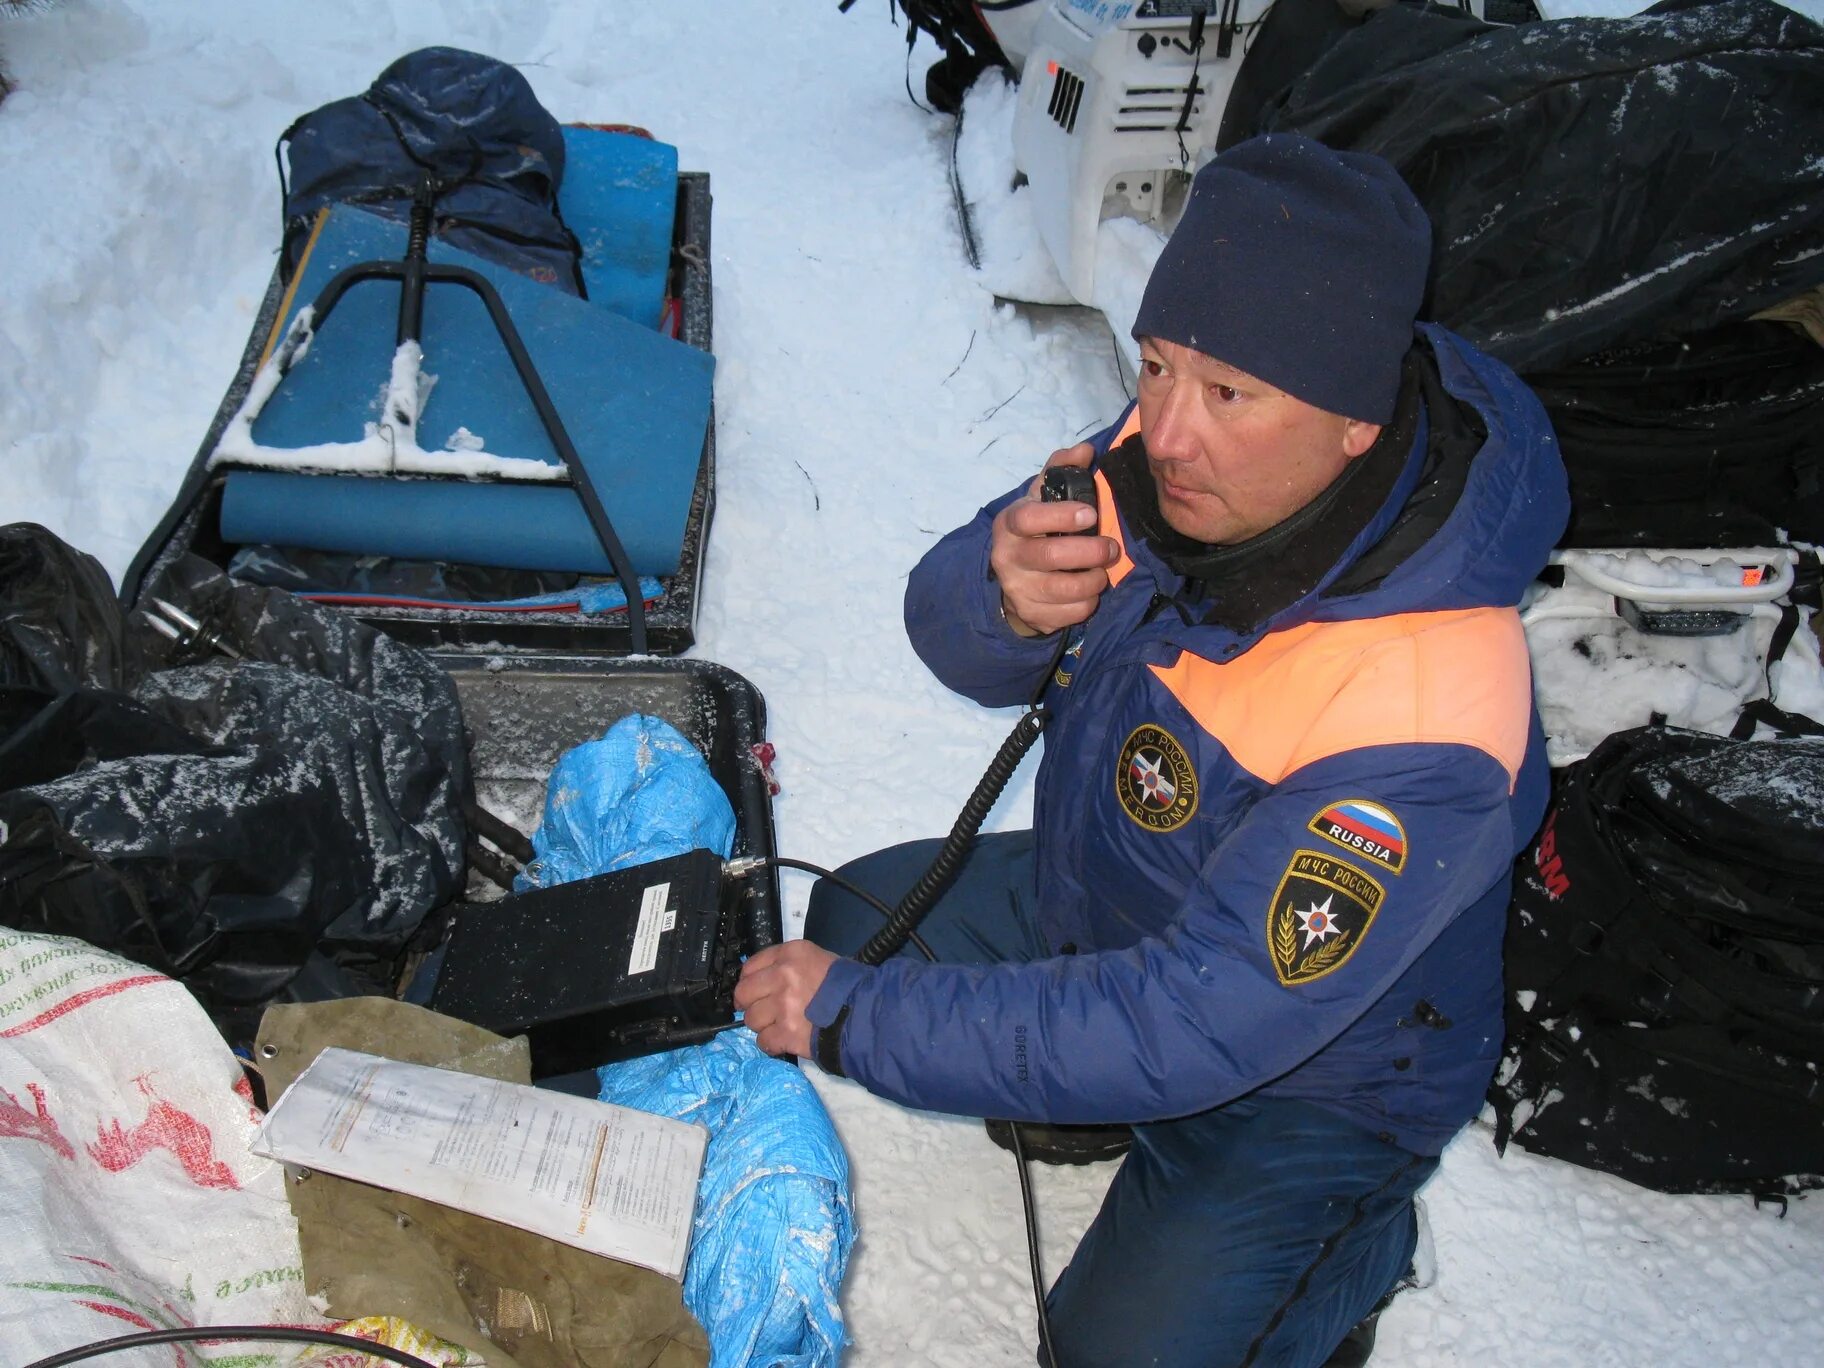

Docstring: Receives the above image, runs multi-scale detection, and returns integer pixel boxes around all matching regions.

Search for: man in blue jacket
[737,134,1568,1367]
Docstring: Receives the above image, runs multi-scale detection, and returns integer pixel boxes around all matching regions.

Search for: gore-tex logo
[1536,811,1570,900]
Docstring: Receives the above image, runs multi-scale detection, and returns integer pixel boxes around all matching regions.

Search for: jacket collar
[1102,349,1432,637]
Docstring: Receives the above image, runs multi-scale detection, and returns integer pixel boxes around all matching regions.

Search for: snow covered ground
[5,2,1824,1364]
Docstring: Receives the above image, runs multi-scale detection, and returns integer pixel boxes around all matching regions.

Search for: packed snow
[215,330,568,480]
[5,2,1824,1365]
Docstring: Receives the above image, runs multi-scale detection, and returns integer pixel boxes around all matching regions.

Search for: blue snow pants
[804,831,1437,1368]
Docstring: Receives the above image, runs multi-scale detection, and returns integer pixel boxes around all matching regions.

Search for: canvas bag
[279,46,585,295]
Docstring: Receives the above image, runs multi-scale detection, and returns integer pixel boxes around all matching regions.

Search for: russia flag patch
[1308,799,1408,874]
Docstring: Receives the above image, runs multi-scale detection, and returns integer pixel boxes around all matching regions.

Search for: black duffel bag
[1491,722,1824,1197]
[1527,320,1824,549]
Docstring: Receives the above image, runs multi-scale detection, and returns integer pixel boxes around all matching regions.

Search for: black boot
[1322,1309,1380,1367]
[985,1118,1133,1166]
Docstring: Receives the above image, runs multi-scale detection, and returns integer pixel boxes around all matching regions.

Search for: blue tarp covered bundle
[526,715,854,1365]
[232,49,712,580]
[518,714,737,889]
[599,1032,854,1368]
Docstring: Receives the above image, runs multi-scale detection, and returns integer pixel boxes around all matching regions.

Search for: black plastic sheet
[0,524,469,1044]
[1259,0,1824,373]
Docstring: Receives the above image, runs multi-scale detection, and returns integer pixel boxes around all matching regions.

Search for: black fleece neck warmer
[1102,352,1424,634]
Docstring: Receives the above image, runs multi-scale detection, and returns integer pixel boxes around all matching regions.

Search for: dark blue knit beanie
[1132,134,1432,424]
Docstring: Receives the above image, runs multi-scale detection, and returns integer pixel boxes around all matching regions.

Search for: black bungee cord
[21,1325,439,1368]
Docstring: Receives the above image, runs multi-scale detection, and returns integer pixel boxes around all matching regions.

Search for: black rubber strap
[1731,600,1817,740]
[1732,696,1824,741]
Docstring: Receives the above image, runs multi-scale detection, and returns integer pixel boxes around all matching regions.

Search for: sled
[122,149,718,656]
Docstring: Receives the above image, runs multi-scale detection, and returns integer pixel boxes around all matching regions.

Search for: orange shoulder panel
[1094,407,1143,587]
[1148,608,1533,791]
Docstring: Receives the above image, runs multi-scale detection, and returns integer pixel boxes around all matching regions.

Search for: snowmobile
[896,0,1483,315]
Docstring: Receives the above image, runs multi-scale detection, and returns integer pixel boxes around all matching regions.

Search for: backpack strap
[1731,550,1824,741]
[274,112,313,270]
[1732,697,1824,740]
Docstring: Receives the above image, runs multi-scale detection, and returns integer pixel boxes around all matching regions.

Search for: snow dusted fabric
[1257,0,1824,373]
[517,713,736,888]
[279,46,584,295]
[1494,726,1824,1194]
[596,1030,854,1368]
[0,538,470,1047]
[0,930,312,1359]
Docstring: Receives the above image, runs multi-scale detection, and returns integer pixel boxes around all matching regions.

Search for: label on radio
[629,881,674,977]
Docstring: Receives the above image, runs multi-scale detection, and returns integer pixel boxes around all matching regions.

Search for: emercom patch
[1308,798,1407,874]
[1267,849,1385,987]
[1115,723,1199,832]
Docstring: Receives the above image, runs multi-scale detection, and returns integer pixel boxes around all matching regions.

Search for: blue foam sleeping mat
[562,126,679,326]
[219,130,709,578]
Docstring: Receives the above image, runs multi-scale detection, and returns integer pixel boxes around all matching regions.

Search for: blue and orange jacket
[805,325,1570,1153]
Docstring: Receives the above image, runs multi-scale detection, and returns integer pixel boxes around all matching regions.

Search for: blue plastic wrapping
[523,713,853,1364]
[518,714,736,889]
[597,1030,854,1368]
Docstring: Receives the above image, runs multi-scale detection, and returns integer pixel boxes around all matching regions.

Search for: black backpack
[1526,321,1824,550]
[1490,722,1824,1198]
[277,46,585,295]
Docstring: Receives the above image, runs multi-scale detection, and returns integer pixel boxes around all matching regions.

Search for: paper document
[251,1047,705,1279]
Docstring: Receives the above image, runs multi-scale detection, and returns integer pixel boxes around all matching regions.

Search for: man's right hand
[990,442,1119,637]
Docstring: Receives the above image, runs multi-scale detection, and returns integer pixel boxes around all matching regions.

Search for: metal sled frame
[230,178,651,653]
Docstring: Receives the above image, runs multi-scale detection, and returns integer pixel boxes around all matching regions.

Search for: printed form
[251,1047,705,1279]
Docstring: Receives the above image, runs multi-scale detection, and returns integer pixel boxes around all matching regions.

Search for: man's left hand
[734,940,839,1059]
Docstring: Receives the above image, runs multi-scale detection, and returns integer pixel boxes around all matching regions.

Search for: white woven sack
[0,930,312,1364]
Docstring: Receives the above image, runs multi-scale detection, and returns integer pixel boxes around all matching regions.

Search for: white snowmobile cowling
[1000,0,1480,309]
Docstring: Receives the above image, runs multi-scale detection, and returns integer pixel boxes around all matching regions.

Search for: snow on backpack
[1490,723,1824,1198]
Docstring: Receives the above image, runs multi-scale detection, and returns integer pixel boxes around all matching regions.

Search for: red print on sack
[0,1080,76,1160]
[88,1075,240,1190]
